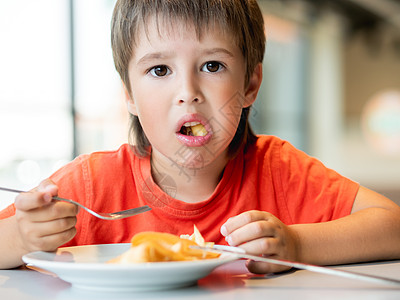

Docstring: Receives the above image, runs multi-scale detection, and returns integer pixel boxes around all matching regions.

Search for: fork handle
[0,187,75,207]
[1,187,68,202]
[0,187,26,194]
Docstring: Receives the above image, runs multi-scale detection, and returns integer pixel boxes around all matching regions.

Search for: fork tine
[112,206,151,215]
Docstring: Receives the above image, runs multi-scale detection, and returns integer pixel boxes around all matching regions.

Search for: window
[0,0,126,209]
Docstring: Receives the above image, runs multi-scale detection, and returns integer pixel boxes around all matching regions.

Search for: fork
[0,186,151,220]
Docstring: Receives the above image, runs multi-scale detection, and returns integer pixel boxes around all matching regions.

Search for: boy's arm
[0,215,27,269]
[293,186,400,266]
[221,186,400,274]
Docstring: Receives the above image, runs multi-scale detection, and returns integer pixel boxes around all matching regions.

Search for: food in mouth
[108,225,218,263]
[180,122,208,136]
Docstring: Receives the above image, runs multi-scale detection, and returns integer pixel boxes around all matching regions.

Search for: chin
[170,146,228,171]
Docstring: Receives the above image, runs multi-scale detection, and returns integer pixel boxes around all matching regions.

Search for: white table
[1,260,400,300]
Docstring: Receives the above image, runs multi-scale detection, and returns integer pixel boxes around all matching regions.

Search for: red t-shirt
[0,135,359,246]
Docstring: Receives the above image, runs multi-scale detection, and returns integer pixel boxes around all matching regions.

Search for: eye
[202,61,224,73]
[149,65,170,77]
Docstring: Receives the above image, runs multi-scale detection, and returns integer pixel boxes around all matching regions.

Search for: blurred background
[1,0,399,209]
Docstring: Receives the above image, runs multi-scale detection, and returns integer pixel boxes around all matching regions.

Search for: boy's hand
[220,210,299,274]
[14,179,78,254]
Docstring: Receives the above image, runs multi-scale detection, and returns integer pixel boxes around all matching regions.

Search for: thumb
[36,179,58,202]
[14,179,58,211]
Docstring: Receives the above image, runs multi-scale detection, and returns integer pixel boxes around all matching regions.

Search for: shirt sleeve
[277,140,360,224]
[0,203,16,219]
[50,155,90,204]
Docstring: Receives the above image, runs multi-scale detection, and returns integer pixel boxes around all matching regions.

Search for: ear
[123,82,138,116]
[243,63,263,108]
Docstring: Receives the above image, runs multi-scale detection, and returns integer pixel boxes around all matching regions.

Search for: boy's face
[126,18,260,170]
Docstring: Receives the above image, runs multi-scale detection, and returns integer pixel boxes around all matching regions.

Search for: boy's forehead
[133,15,237,49]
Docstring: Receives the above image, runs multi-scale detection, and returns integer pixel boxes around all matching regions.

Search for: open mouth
[179,122,208,137]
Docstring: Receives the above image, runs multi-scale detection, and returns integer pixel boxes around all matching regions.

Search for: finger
[238,236,280,255]
[17,201,79,223]
[33,217,78,238]
[18,215,77,239]
[246,258,292,274]
[225,220,277,247]
[26,226,77,252]
[37,179,58,200]
[15,190,50,211]
[44,201,79,219]
[15,179,58,211]
[221,210,272,237]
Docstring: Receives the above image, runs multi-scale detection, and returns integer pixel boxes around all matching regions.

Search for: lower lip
[175,133,212,147]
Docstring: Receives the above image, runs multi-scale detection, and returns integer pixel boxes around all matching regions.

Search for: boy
[1,0,400,273]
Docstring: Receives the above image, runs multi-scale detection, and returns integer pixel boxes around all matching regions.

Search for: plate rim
[22,243,239,270]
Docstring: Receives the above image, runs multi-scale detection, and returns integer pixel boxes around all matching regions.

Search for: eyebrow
[203,48,235,58]
[136,52,172,66]
[136,48,235,66]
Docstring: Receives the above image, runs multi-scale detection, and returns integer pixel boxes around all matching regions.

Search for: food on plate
[108,225,219,263]
[179,224,215,247]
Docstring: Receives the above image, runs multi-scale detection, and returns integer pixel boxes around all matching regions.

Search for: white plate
[22,243,239,292]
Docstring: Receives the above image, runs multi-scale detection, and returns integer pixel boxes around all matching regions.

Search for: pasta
[108,225,219,263]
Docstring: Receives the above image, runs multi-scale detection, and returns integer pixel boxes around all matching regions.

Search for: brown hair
[111,0,265,157]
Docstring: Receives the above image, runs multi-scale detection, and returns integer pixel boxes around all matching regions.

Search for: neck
[150,150,229,203]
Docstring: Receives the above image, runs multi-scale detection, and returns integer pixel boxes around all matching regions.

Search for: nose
[178,98,200,104]
[176,71,203,105]
[178,97,200,105]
